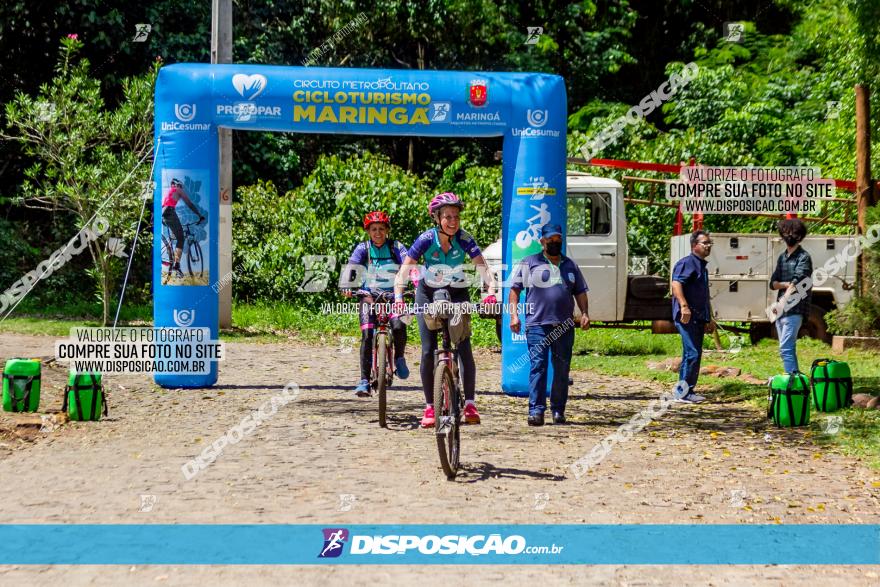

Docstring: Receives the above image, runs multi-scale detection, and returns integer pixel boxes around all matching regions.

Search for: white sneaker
[676,392,706,403]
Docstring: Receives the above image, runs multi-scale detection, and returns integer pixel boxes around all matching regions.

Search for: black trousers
[414,283,476,404]
[358,298,407,381]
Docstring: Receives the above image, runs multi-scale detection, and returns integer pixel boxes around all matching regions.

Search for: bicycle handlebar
[181,219,205,228]
[350,290,414,301]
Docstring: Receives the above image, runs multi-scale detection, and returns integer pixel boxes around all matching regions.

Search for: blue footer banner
[1,525,879,564]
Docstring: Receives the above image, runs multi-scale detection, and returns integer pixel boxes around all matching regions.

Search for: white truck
[483,171,857,343]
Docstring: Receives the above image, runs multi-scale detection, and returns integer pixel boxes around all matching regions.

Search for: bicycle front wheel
[187,240,203,278]
[376,332,388,428]
[434,362,460,480]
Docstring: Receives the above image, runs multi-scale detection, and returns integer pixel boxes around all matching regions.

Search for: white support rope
[0,145,157,323]
[112,143,159,327]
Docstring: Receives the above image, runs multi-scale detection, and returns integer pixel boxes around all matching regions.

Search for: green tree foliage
[0,1,640,190]
[436,156,503,248]
[826,207,880,335]
[2,37,157,324]
[566,4,878,273]
[233,153,431,306]
[232,152,504,306]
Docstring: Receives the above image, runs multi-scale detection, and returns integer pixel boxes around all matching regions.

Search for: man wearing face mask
[770,218,813,373]
[509,224,590,426]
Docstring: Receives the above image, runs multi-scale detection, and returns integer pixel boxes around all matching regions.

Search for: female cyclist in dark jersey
[394,192,497,427]
[161,178,204,278]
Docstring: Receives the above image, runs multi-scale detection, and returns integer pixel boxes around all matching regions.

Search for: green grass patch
[3,302,880,465]
[569,325,880,466]
[232,301,501,347]
[0,301,152,336]
[810,408,880,468]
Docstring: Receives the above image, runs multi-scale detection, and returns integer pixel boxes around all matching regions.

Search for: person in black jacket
[769,218,813,373]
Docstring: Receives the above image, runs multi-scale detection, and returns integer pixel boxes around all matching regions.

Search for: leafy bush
[436,156,503,248]
[1,36,156,323]
[0,212,143,315]
[233,153,430,307]
[0,217,40,293]
[232,153,506,307]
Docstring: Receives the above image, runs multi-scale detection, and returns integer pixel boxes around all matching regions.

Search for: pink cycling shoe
[463,403,481,424]
[420,405,435,428]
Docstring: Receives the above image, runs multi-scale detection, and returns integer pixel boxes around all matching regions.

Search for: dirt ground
[1,333,879,586]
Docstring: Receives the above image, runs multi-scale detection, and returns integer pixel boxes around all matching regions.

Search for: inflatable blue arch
[153,64,567,396]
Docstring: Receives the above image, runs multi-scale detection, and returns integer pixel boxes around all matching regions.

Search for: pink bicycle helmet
[428,192,464,218]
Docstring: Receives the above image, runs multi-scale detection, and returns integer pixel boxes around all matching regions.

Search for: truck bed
[670,233,857,322]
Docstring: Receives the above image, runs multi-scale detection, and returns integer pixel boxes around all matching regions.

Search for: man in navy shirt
[509,224,590,426]
[670,230,716,403]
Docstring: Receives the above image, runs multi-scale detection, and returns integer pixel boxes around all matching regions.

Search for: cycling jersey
[407,227,481,268]
[407,228,481,288]
[162,187,180,208]
[347,239,408,292]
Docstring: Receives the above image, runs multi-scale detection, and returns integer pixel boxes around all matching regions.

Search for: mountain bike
[427,289,470,480]
[355,289,413,428]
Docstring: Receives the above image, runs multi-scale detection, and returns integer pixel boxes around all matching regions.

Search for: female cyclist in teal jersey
[394,192,496,428]
[342,211,410,396]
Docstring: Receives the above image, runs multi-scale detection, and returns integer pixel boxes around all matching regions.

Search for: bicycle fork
[435,350,457,437]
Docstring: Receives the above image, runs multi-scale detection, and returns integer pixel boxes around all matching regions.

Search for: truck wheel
[800,304,831,344]
[749,322,772,345]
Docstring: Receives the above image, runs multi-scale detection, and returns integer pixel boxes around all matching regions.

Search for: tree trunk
[102,257,110,326]
[88,239,111,326]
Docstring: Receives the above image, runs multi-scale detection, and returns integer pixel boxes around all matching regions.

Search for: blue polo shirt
[672,252,710,323]
[510,253,588,326]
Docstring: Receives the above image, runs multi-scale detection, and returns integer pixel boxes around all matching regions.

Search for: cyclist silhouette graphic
[515,202,551,248]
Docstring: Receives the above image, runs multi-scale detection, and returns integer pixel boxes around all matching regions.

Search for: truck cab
[483,171,671,324]
[482,172,628,321]
[562,172,627,321]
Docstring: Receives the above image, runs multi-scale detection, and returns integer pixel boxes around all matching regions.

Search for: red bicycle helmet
[363,210,390,230]
[428,192,464,218]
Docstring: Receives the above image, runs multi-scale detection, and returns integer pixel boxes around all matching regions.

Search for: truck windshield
[567,192,612,236]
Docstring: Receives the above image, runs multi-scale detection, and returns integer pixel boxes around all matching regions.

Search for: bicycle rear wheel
[434,362,460,480]
[376,332,388,428]
[161,236,174,284]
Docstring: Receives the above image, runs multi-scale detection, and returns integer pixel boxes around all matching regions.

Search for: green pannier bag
[768,371,811,427]
[63,372,107,421]
[2,358,41,413]
[810,358,853,413]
